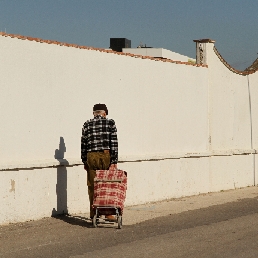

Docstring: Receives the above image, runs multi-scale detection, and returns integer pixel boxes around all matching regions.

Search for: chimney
[193,39,215,65]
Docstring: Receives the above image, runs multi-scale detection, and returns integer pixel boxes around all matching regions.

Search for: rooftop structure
[122,47,195,63]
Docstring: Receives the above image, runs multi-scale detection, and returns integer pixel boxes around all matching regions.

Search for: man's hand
[84,163,89,171]
[109,163,117,170]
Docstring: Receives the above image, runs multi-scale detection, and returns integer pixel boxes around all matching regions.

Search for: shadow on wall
[52,137,69,216]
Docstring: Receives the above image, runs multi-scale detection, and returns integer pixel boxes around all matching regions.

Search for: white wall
[1,154,254,224]
[0,36,208,166]
[0,34,257,225]
[207,43,254,151]
[249,73,258,149]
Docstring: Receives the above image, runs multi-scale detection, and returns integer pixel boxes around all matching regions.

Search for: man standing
[81,103,118,221]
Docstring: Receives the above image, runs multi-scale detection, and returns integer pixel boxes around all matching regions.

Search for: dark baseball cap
[93,103,108,115]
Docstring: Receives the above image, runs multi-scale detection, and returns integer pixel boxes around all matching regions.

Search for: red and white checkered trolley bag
[92,168,127,228]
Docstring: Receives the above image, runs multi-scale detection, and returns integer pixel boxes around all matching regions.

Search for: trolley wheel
[117,215,122,229]
[92,214,98,228]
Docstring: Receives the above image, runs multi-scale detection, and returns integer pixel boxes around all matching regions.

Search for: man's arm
[81,124,88,165]
[109,119,118,165]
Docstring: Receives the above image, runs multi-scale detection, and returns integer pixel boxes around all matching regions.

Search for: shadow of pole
[52,136,68,216]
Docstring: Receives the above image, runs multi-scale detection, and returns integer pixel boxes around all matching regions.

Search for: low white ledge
[0,149,257,171]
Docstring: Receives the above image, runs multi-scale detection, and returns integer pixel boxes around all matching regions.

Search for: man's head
[93,103,108,117]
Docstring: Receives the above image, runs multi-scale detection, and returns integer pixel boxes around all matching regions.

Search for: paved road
[1,187,258,258]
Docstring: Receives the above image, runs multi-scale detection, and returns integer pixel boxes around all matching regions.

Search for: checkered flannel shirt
[81,115,118,164]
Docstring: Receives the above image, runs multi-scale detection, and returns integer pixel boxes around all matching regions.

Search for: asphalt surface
[1,187,258,258]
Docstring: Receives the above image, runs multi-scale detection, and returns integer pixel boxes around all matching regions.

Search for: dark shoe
[105,215,117,222]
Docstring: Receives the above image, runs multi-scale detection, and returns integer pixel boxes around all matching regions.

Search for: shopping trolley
[92,169,127,229]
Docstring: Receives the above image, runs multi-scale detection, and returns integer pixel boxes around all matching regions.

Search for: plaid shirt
[81,115,118,164]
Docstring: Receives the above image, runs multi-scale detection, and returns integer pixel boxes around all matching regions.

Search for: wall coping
[213,46,258,75]
[193,38,216,43]
[0,149,256,171]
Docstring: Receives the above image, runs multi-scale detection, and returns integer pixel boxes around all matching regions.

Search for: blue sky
[0,0,257,70]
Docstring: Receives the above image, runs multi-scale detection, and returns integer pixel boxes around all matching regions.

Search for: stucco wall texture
[0,34,257,224]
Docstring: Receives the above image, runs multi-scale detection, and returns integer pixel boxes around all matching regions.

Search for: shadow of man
[52,137,68,216]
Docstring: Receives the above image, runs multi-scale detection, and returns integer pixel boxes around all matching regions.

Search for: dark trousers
[86,152,110,217]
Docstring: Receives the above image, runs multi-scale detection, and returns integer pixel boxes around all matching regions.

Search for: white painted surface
[1,154,255,224]
[0,36,208,165]
[249,74,258,149]
[0,35,258,224]
[207,44,253,151]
